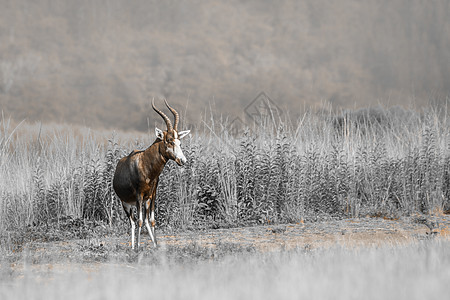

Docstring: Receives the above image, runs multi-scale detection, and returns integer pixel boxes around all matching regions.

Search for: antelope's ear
[178,130,190,139]
[155,127,164,140]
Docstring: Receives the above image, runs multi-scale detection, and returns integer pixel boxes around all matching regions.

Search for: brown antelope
[113,99,190,250]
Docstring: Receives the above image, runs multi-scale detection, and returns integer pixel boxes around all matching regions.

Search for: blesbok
[113,99,190,250]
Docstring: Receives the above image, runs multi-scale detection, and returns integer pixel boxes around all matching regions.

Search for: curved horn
[152,98,173,130]
[164,99,179,131]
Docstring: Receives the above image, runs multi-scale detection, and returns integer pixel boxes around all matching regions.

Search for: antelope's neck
[142,140,167,179]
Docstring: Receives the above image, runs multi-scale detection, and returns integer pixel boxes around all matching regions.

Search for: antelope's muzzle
[175,156,187,166]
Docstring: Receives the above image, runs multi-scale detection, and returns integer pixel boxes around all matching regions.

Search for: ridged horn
[164,99,179,131]
[152,98,173,131]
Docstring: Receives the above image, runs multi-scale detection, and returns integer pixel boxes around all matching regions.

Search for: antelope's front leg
[145,196,157,247]
[144,198,156,247]
[130,216,136,250]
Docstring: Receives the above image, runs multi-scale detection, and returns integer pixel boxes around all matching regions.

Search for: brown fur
[113,129,183,249]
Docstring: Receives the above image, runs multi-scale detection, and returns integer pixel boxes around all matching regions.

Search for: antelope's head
[152,99,190,166]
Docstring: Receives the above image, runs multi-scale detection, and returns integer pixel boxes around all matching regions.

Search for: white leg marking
[137,201,143,250]
[124,202,136,249]
[130,216,135,250]
[145,218,155,244]
[150,210,155,224]
[137,226,141,250]
[150,210,157,246]
[145,200,156,246]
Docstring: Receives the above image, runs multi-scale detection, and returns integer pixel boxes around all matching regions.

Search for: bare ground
[3,214,450,260]
[2,216,450,300]
[157,215,450,251]
[1,214,450,283]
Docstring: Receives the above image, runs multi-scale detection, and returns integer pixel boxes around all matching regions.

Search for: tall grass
[1,105,450,232]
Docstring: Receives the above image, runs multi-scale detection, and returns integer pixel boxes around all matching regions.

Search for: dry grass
[1,105,450,235]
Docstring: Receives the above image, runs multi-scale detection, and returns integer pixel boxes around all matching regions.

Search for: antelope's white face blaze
[156,127,190,166]
[170,138,186,165]
[172,130,190,165]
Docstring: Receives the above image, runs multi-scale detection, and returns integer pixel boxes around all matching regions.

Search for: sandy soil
[3,215,450,264]
[155,215,450,251]
[31,215,450,253]
[2,214,449,282]
[3,215,450,300]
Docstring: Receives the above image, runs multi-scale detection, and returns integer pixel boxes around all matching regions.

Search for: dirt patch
[155,215,450,252]
[3,215,450,265]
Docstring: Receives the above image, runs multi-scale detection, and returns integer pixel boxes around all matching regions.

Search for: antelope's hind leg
[122,201,136,250]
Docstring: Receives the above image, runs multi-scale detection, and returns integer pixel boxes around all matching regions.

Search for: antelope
[113,99,190,250]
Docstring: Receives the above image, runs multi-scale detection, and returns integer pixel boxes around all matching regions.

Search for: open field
[2,106,450,298]
[1,216,450,300]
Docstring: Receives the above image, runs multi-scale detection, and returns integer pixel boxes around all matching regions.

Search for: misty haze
[0,0,449,131]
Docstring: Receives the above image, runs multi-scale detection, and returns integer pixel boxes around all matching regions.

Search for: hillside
[1,0,449,131]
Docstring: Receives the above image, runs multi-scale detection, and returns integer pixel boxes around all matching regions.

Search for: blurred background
[0,0,449,131]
